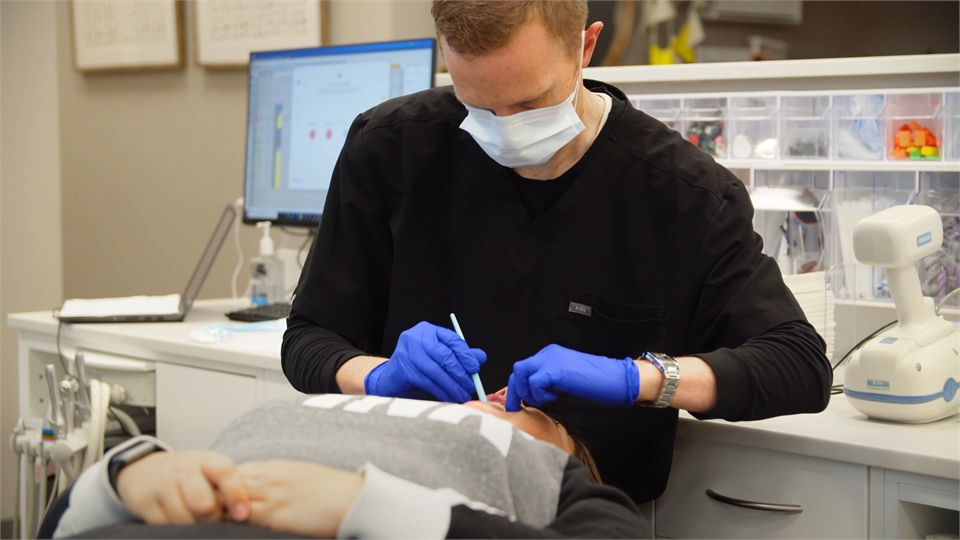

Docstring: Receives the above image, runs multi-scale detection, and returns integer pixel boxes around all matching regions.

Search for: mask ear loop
[573,30,586,110]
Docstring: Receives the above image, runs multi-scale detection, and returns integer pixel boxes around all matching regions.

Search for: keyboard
[225,303,292,322]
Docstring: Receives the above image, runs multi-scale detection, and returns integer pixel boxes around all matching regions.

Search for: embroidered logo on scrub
[568,302,592,317]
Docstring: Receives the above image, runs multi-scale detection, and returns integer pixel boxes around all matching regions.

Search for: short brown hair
[431,1,588,58]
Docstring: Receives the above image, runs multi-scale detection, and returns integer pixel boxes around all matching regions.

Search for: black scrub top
[284,81,831,504]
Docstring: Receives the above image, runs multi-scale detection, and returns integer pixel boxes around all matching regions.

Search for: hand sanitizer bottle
[250,222,285,306]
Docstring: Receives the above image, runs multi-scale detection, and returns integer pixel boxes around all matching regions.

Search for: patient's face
[462,388,575,455]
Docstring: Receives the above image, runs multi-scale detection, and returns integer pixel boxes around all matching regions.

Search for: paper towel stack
[782,271,836,360]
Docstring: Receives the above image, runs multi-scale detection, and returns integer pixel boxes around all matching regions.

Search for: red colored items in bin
[892,121,939,159]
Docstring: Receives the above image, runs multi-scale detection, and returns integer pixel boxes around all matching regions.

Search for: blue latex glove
[364,321,488,403]
[505,344,640,412]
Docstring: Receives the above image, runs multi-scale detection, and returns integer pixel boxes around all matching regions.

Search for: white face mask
[459,33,586,169]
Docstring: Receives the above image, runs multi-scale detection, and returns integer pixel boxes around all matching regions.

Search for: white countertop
[679,396,959,480]
[7,298,286,372]
[9,299,959,480]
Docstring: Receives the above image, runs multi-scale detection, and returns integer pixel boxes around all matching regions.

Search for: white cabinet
[156,362,259,450]
[876,470,960,539]
[263,369,307,401]
[655,436,869,538]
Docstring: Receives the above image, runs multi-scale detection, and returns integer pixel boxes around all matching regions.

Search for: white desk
[9,298,304,452]
[9,299,959,538]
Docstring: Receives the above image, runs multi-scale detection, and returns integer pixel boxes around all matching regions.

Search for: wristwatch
[639,352,680,408]
[107,439,162,490]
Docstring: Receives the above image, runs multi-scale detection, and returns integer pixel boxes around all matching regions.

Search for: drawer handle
[705,489,803,514]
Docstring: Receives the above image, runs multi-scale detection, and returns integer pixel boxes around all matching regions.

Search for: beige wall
[1,0,64,522]
[56,0,251,301]
[59,0,433,302]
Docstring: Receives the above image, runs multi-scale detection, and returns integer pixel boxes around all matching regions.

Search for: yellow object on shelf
[649,43,676,65]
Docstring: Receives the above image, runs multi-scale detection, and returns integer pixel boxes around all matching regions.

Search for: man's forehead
[442,42,567,109]
[452,74,555,109]
[439,17,576,106]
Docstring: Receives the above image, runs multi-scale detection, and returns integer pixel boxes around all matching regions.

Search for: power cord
[937,287,960,315]
[830,320,898,395]
[280,226,311,236]
[55,318,71,374]
[297,229,316,269]
[231,198,245,299]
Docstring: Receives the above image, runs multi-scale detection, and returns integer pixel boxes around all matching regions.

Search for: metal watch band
[640,352,680,408]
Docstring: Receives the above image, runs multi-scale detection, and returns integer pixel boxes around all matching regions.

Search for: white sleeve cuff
[336,463,454,540]
[53,435,171,539]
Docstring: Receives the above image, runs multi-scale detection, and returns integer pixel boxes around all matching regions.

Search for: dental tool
[60,381,75,434]
[10,419,24,540]
[45,365,65,440]
[450,313,487,402]
[75,352,92,423]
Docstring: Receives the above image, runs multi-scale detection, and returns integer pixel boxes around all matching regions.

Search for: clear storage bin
[832,94,885,160]
[729,168,751,189]
[781,95,831,159]
[681,97,727,158]
[826,170,917,301]
[884,92,943,160]
[917,171,959,304]
[632,97,681,131]
[728,96,779,159]
[944,92,960,161]
[750,169,830,276]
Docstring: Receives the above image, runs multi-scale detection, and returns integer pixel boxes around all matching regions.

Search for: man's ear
[582,21,604,68]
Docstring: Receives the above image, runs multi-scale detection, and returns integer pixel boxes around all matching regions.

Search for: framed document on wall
[71,0,185,72]
[194,0,329,68]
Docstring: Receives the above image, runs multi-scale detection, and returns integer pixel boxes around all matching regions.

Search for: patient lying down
[53,391,644,539]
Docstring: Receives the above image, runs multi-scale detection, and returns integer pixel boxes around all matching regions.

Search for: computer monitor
[242,38,436,226]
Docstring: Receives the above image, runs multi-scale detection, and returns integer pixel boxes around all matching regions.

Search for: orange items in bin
[893,122,939,159]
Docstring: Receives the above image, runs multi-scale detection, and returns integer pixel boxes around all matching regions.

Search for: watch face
[648,352,671,365]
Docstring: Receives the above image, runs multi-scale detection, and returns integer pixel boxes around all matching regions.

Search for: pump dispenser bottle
[250,222,285,306]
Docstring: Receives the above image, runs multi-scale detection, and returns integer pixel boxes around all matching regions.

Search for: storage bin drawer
[655,436,868,539]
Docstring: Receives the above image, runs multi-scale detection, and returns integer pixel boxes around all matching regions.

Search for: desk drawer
[655,436,868,539]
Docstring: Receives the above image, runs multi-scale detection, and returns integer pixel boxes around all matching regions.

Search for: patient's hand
[237,460,364,538]
[116,450,250,525]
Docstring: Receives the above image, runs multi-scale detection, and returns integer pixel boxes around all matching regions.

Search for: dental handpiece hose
[449,313,487,402]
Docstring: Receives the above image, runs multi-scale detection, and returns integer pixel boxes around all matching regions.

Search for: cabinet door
[263,369,307,401]
[156,363,258,450]
[655,436,868,539]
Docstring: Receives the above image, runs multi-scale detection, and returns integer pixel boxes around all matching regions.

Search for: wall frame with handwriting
[194,1,329,68]
[71,0,185,73]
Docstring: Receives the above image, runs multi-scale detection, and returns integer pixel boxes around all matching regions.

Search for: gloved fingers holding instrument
[505,344,640,412]
[364,321,487,403]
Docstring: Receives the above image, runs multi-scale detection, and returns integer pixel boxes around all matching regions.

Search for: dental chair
[37,485,308,539]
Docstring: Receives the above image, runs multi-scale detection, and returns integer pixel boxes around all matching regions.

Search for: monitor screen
[243,38,436,226]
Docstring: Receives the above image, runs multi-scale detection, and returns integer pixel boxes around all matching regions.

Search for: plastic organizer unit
[627,88,957,162]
